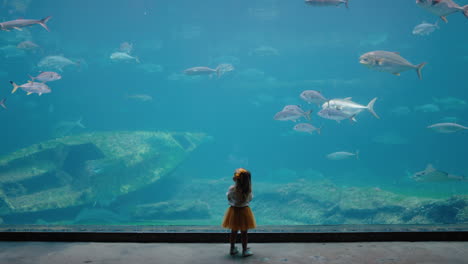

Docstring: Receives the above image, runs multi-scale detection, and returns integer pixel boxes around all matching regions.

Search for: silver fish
[38,55,78,72]
[416,0,468,23]
[359,51,427,80]
[322,97,379,120]
[427,122,468,133]
[274,109,312,122]
[0,98,6,110]
[300,90,327,105]
[29,71,62,83]
[326,151,359,160]
[293,123,321,134]
[10,81,51,96]
[305,0,348,8]
[0,16,52,32]
[17,41,40,50]
[110,52,140,63]
[412,21,439,36]
[183,66,220,78]
[411,164,466,182]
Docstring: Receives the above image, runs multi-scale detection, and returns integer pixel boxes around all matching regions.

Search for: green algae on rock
[0,131,209,216]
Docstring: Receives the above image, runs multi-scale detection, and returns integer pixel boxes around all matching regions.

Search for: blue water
[1,0,468,225]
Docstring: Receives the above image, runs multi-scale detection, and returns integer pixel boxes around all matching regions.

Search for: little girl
[221,168,256,257]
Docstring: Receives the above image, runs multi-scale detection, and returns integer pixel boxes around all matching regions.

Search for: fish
[110,52,140,63]
[412,21,439,36]
[16,41,40,50]
[293,123,321,134]
[119,42,133,54]
[432,96,467,110]
[52,117,86,138]
[274,109,312,122]
[10,81,51,96]
[359,51,427,80]
[0,98,6,109]
[126,94,153,102]
[322,97,379,120]
[183,66,221,78]
[414,103,440,113]
[318,107,355,122]
[416,0,468,23]
[38,55,79,72]
[326,151,359,160]
[411,164,466,182]
[283,105,313,119]
[427,122,468,133]
[305,0,349,8]
[29,72,62,83]
[300,90,327,105]
[0,16,52,32]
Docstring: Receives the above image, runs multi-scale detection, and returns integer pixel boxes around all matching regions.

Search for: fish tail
[0,98,6,109]
[345,0,349,9]
[305,110,313,121]
[463,5,468,19]
[39,16,52,32]
[9,81,19,94]
[135,57,140,63]
[317,127,322,135]
[366,97,380,119]
[416,62,427,80]
[355,150,359,160]
[76,117,86,129]
[28,74,35,82]
[215,66,221,79]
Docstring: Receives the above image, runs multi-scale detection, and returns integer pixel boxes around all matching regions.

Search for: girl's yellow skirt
[222,206,256,231]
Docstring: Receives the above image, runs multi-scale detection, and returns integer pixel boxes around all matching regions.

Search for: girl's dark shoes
[230,246,239,256]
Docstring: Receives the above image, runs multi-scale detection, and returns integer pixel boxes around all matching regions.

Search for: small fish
[10,81,51,96]
[126,94,153,102]
[0,98,6,109]
[16,41,40,50]
[416,0,468,23]
[414,103,440,113]
[183,66,221,78]
[412,21,439,36]
[110,52,140,63]
[318,107,355,123]
[359,51,426,80]
[300,90,327,105]
[0,16,52,32]
[326,151,359,160]
[411,164,466,182]
[29,72,62,83]
[322,97,379,120]
[293,123,321,134]
[427,122,468,133]
[305,0,349,8]
[274,109,312,122]
[38,55,79,72]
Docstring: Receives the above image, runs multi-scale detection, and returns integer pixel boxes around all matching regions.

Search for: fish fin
[349,115,357,123]
[416,62,427,80]
[28,74,35,81]
[463,5,468,19]
[0,98,6,109]
[355,150,359,160]
[27,92,32,95]
[39,16,52,32]
[440,16,448,23]
[426,164,435,172]
[13,27,23,31]
[76,117,86,128]
[135,56,140,63]
[392,72,401,76]
[366,97,380,119]
[39,93,42,96]
[9,81,19,94]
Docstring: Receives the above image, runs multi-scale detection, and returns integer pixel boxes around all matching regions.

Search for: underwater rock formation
[0,131,209,218]
[133,200,211,220]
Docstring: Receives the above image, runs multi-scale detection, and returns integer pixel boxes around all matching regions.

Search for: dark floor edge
[1,231,467,243]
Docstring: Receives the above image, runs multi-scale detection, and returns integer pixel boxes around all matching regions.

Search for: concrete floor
[0,242,467,264]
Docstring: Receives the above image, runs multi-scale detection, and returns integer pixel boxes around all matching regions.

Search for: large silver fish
[0,16,52,32]
[305,0,348,8]
[10,81,51,96]
[318,107,354,123]
[326,151,359,160]
[427,122,468,133]
[412,21,439,36]
[360,51,427,80]
[38,55,79,72]
[322,97,379,120]
[416,0,468,23]
[411,164,466,182]
[300,90,327,105]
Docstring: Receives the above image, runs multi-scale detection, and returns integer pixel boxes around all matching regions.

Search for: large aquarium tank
[0,0,467,228]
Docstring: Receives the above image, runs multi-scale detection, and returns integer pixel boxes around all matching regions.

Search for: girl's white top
[227,185,253,207]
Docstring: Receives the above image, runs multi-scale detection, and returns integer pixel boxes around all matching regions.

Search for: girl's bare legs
[230,230,238,250]
[241,230,248,251]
